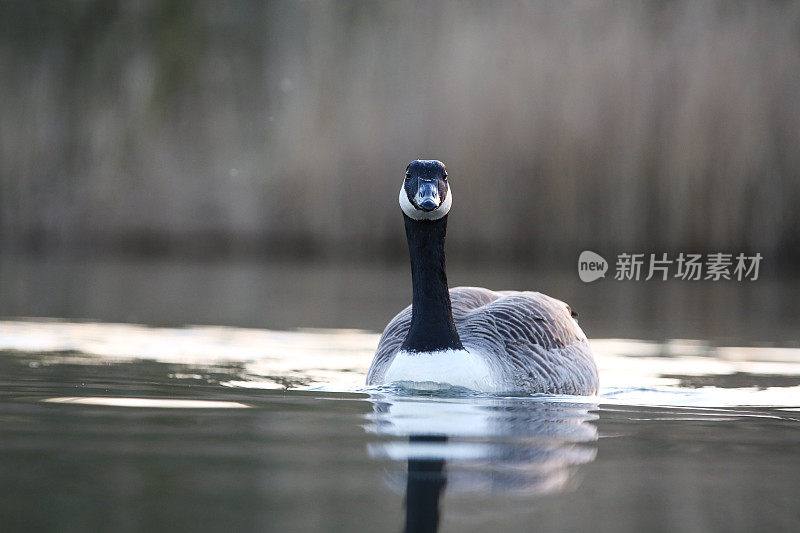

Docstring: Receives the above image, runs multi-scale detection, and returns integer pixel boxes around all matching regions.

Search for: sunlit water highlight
[3,320,799,406]
[0,320,798,532]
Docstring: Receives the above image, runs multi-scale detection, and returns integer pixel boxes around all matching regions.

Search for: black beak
[415,180,441,212]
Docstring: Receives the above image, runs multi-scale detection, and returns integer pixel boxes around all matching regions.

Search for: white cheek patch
[399,185,452,220]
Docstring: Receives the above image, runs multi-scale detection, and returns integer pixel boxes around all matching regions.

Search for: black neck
[401,214,463,353]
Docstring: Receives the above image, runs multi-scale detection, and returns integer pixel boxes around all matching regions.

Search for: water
[3,254,800,343]
[1,319,799,532]
[1,257,799,531]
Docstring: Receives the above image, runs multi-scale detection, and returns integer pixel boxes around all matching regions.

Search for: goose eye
[442,172,448,181]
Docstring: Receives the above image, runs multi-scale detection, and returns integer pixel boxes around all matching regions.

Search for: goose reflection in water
[364,393,599,532]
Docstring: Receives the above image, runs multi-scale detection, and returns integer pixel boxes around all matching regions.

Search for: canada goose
[366,160,598,394]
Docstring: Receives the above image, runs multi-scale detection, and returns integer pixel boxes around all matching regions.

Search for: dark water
[2,255,799,344]
[0,321,799,533]
[1,257,799,531]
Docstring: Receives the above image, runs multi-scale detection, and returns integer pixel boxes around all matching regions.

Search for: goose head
[399,160,452,221]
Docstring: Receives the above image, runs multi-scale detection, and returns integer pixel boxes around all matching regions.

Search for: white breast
[381,348,502,392]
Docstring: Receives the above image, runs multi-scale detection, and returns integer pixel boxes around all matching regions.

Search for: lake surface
[1,256,799,531]
[2,254,800,344]
[0,320,799,532]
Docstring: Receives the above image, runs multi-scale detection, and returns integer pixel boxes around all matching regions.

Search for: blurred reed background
[1,0,799,267]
